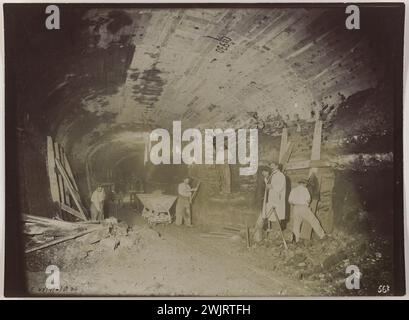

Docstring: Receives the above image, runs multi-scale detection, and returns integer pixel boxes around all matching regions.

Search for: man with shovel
[175,177,198,227]
[262,162,286,229]
[253,162,288,249]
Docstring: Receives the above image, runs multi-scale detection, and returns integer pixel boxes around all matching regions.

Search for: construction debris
[23,214,104,253]
[248,229,393,295]
[24,214,163,259]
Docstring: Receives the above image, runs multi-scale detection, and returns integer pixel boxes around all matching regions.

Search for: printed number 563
[378,285,390,294]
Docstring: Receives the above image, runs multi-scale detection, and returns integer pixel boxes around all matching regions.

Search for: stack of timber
[23,214,103,254]
[47,136,88,222]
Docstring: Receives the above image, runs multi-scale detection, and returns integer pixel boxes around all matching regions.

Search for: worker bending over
[289,179,326,242]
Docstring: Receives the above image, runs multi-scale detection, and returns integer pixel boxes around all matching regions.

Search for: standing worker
[262,162,286,229]
[289,179,326,243]
[175,177,197,227]
[90,185,106,221]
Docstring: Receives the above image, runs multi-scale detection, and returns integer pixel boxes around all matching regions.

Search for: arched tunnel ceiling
[43,7,386,167]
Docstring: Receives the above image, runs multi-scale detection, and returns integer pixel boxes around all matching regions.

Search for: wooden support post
[54,142,66,206]
[280,142,293,165]
[311,120,322,161]
[57,144,71,207]
[279,127,288,164]
[46,136,60,203]
[85,159,93,196]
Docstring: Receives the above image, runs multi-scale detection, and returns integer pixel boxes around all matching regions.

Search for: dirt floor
[25,205,394,297]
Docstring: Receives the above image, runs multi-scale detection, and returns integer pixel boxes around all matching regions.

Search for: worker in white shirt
[289,179,325,242]
[175,178,197,226]
[90,185,106,221]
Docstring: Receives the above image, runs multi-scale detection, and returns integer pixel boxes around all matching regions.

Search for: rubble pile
[250,229,393,295]
[25,215,163,273]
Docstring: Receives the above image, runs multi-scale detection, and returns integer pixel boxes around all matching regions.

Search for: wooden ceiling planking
[67,7,385,164]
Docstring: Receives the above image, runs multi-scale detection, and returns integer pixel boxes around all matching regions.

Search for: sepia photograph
[3,2,406,298]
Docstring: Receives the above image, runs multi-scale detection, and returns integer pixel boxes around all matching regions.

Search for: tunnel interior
[4,3,405,297]
[6,5,402,236]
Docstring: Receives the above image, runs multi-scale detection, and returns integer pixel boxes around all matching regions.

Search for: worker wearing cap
[262,162,286,224]
[90,185,106,221]
[289,179,326,242]
[175,178,196,226]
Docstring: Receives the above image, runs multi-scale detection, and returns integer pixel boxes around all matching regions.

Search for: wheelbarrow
[136,193,177,225]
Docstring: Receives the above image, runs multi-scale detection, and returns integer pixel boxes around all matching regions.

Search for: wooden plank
[46,136,60,203]
[279,127,288,164]
[55,158,88,221]
[285,160,310,171]
[62,149,79,192]
[58,145,71,207]
[22,214,82,229]
[284,160,331,171]
[85,160,93,196]
[60,203,84,221]
[25,226,102,253]
[311,120,322,161]
[54,142,66,206]
[281,142,293,165]
[308,120,323,179]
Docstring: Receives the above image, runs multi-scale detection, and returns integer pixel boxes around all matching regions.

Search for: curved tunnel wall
[6,5,401,233]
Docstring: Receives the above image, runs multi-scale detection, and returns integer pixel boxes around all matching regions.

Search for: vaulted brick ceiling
[10,6,392,171]
[76,7,379,132]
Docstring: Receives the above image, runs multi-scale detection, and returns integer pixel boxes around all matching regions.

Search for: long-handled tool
[190,181,201,204]
[252,176,288,250]
[250,182,269,242]
[266,205,288,250]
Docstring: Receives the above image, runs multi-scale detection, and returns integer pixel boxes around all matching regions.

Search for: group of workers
[259,161,326,243]
[89,177,197,225]
[90,162,326,244]
[174,163,326,245]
